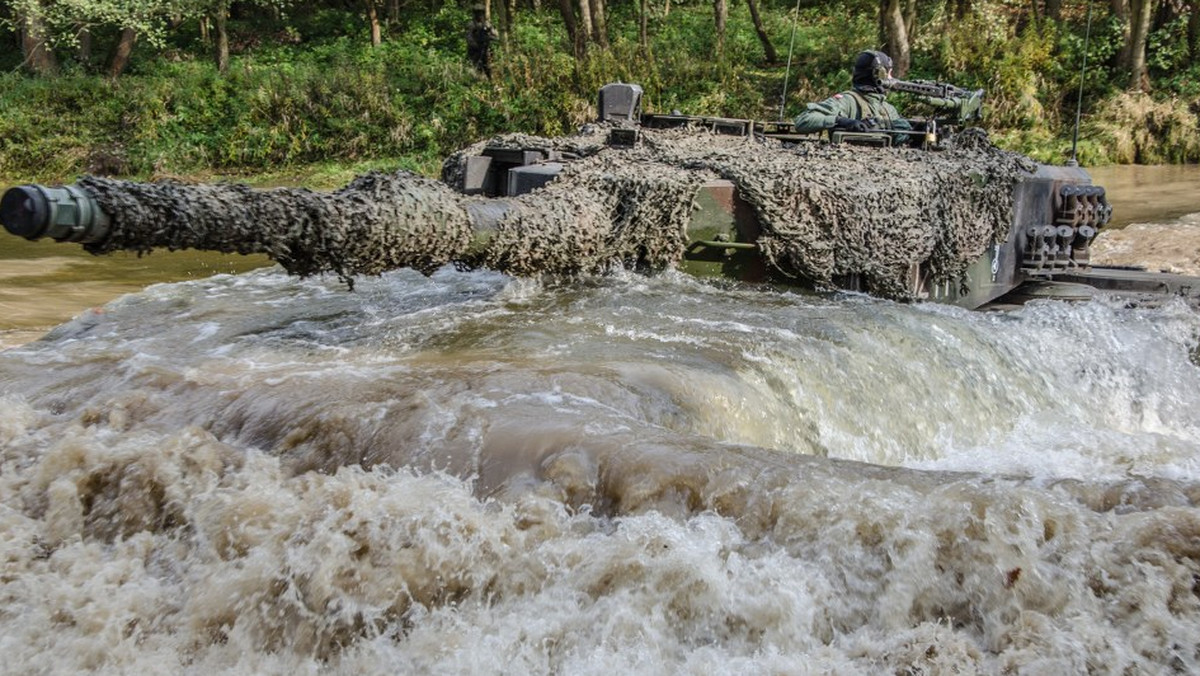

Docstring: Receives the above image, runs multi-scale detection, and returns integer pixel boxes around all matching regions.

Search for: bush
[1087,91,1200,164]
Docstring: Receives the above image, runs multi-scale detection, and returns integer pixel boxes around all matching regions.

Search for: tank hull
[670,162,1199,309]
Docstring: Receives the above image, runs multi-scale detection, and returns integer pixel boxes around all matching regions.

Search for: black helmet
[852,50,893,93]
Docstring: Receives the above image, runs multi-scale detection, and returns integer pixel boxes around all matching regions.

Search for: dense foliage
[1,0,1198,183]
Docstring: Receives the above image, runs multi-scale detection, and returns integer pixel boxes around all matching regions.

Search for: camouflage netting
[78,172,474,287]
[640,128,1036,298]
[77,124,1036,300]
[474,150,709,276]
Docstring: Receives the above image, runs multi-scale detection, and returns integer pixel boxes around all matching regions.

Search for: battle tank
[2,82,1197,309]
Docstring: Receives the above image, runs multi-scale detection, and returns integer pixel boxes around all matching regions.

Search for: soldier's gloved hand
[833,116,869,133]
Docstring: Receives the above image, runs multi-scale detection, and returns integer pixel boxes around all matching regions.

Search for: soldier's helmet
[471,4,486,16]
[852,50,893,92]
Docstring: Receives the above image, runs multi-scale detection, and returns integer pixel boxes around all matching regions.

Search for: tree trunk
[1112,0,1131,70]
[947,0,971,21]
[214,4,230,73]
[745,0,778,63]
[589,0,609,48]
[18,7,58,75]
[880,0,910,77]
[504,0,517,36]
[108,27,137,78]
[1124,0,1154,91]
[639,0,650,54]
[557,0,584,59]
[713,0,727,55]
[1045,0,1062,21]
[366,0,382,46]
[1151,0,1172,32]
[576,0,593,47]
[1190,1,1200,58]
[77,26,93,67]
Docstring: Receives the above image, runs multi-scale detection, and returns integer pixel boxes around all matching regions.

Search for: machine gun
[883,78,985,124]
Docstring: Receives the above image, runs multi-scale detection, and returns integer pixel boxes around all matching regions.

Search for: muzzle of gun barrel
[0,184,111,243]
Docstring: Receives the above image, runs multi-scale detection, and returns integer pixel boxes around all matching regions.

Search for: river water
[0,165,1198,673]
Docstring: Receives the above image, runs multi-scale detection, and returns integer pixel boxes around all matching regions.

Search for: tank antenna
[778,0,803,121]
[1067,2,1094,167]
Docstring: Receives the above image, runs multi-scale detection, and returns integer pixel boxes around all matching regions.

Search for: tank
[3,83,1197,309]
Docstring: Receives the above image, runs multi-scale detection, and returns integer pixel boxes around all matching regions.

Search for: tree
[5,0,177,76]
[555,0,608,57]
[880,0,910,76]
[1123,0,1155,89]
[713,0,726,55]
[1045,0,1062,21]
[108,25,136,76]
[365,0,381,46]
[947,0,971,20]
[576,0,591,46]
[556,0,584,58]
[588,0,607,48]
[212,0,229,72]
[639,0,649,53]
[745,0,777,62]
[16,2,59,74]
[1190,0,1199,57]
[501,0,516,38]
[180,0,294,72]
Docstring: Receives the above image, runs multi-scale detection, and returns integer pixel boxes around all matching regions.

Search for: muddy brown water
[1087,164,1200,276]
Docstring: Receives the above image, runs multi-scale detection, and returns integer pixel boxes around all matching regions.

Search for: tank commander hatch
[794,50,984,144]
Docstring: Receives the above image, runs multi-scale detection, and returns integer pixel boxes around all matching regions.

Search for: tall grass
[1085,92,1200,164]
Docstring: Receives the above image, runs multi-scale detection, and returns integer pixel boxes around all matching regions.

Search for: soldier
[793,50,912,139]
[466,6,499,78]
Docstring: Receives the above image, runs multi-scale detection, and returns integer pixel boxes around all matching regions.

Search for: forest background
[2,0,1198,187]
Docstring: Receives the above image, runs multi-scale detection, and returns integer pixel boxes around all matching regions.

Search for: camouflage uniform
[793,89,912,136]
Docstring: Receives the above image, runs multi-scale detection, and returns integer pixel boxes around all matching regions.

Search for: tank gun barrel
[0,176,514,284]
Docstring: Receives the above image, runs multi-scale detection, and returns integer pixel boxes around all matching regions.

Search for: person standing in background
[466,6,499,78]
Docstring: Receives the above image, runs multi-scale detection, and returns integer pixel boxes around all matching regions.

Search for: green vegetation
[1,0,1198,186]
